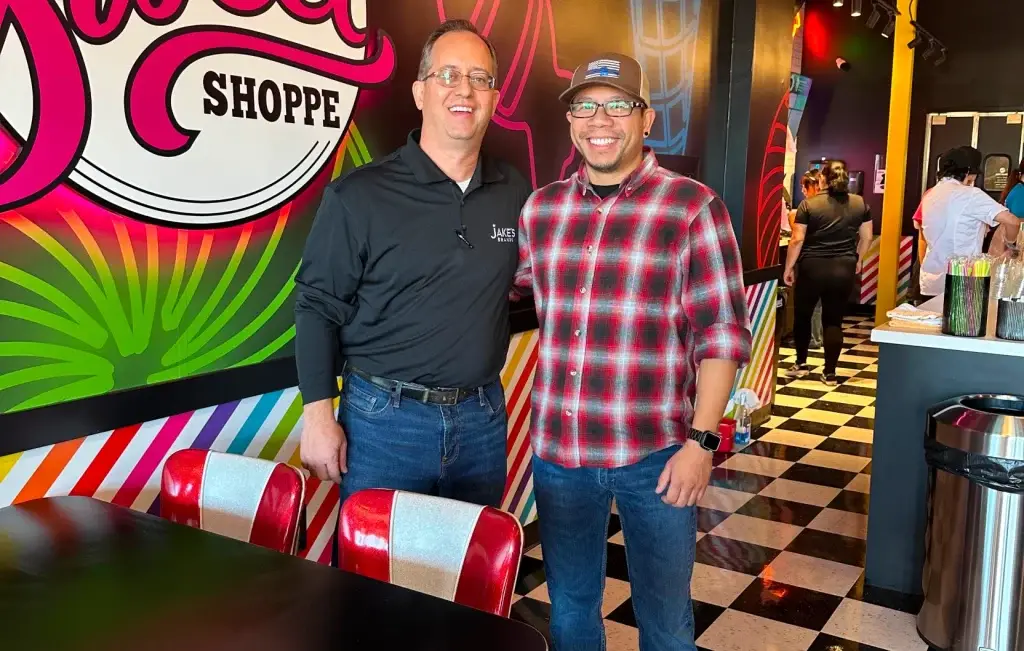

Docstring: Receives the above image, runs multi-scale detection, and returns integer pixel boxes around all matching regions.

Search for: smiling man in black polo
[294,19,530,519]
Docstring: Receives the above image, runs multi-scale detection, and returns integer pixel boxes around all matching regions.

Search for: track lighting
[833,0,844,6]
[934,47,947,66]
[922,39,939,59]
[881,13,896,38]
[851,0,863,17]
[866,4,882,28]
[908,21,926,48]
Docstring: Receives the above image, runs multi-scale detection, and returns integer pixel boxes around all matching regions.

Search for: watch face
[703,431,722,452]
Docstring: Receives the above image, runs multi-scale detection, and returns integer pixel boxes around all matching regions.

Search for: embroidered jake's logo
[0,0,397,227]
[491,224,516,243]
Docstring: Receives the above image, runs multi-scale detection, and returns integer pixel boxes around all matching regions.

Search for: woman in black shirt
[783,160,873,386]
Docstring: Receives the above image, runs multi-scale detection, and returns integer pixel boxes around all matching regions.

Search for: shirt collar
[573,147,660,198]
[400,129,505,187]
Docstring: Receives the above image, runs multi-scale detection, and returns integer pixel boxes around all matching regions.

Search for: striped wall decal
[859,236,913,304]
[501,331,539,525]
[0,331,543,564]
[732,279,778,411]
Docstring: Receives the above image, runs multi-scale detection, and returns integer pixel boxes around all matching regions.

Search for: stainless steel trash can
[918,394,1024,651]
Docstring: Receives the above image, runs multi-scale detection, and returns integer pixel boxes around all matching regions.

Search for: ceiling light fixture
[934,47,947,66]
[851,0,863,17]
[908,21,926,48]
[833,0,844,6]
[865,3,883,28]
[881,13,896,38]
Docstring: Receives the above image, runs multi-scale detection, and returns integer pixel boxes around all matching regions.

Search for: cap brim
[559,80,645,104]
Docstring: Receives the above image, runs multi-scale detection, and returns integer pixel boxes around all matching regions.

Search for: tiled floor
[510,316,929,651]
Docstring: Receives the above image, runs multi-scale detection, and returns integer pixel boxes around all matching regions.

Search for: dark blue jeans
[336,371,508,509]
[532,446,698,651]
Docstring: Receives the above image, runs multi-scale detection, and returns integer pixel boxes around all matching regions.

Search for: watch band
[688,428,722,452]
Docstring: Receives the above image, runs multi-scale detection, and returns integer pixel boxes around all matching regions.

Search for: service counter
[865,295,1024,594]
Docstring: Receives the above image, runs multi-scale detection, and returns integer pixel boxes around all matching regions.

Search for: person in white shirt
[917,146,1021,300]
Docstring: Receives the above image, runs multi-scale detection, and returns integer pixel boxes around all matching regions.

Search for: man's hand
[783,266,796,287]
[655,440,713,507]
[300,400,348,483]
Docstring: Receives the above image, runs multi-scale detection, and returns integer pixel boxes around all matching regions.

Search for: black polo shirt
[294,130,531,404]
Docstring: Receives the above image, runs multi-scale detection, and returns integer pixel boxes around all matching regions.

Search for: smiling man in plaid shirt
[513,53,752,650]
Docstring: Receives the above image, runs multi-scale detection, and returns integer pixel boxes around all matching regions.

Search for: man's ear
[643,108,656,136]
[412,80,425,110]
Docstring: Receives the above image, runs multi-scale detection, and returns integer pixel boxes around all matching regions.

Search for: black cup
[942,275,990,337]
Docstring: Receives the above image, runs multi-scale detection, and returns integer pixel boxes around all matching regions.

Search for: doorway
[921,111,1024,197]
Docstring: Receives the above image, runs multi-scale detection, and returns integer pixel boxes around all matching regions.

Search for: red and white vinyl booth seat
[160,449,306,555]
[338,488,524,617]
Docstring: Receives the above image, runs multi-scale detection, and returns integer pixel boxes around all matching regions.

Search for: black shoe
[821,373,839,387]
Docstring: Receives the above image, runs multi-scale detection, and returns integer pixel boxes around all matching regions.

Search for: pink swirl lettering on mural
[276,0,366,47]
[65,0,367,48]
[66,0,185,42]
[0,0,89,210]
[126,27,395,155]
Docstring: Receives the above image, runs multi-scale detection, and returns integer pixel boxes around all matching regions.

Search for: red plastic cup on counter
[717,418,736,453]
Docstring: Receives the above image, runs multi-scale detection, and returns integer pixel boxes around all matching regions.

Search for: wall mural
[0,1,783,543]
[630,0,704,154]
[0,0,391,413]
[0,0,713,416]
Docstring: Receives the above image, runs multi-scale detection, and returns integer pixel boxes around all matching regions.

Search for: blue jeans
[532,446,698,651]
[337,371,508,508]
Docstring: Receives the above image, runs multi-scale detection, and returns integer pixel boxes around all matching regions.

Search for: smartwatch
[688,428,722,452]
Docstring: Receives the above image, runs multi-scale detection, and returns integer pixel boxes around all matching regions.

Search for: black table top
[0,496,547,651]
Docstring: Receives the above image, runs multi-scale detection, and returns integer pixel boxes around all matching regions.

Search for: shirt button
[580,287,586,294]
[565,410,573,416]
[574,329,581,337]
[570,370,577,377]
[587,246,594,252]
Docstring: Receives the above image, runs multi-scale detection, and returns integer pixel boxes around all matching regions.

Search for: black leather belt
[346,366,476,406]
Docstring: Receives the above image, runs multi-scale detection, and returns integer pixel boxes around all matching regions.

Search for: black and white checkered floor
[510,316,929,651]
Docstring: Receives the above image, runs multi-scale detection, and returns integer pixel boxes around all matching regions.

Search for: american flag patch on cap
[584,59,620,79]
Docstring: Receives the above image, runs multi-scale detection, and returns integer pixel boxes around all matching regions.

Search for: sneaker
[821,373,839,387]
[786,363,809,379]
[809,339,823,350]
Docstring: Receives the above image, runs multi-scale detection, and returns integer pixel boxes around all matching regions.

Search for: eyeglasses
[569,99,647,118]
[421,67,496,91]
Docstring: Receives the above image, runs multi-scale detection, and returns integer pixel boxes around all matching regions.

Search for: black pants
[793,256,857,374]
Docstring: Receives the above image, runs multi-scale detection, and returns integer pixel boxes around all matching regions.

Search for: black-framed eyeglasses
[421,67,496,91]
[569,99,647,118]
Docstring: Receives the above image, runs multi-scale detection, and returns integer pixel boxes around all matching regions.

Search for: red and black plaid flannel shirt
[513,150,752,468]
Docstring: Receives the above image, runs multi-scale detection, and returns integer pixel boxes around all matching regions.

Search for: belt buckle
[429,388,456,405]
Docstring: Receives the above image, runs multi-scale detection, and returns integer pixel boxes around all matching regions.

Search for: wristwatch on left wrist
[688,427,722,453]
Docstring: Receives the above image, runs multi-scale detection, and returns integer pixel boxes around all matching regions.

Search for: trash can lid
[929,395,1024,460]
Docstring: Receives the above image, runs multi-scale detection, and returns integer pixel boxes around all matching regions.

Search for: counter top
[871,295,1024,358]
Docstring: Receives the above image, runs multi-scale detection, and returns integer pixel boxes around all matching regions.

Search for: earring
[644,131,650,138]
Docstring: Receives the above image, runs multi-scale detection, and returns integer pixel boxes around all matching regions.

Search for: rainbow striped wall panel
[859,236,913,305]
[0,329,541,565]
[732,280,778,411]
